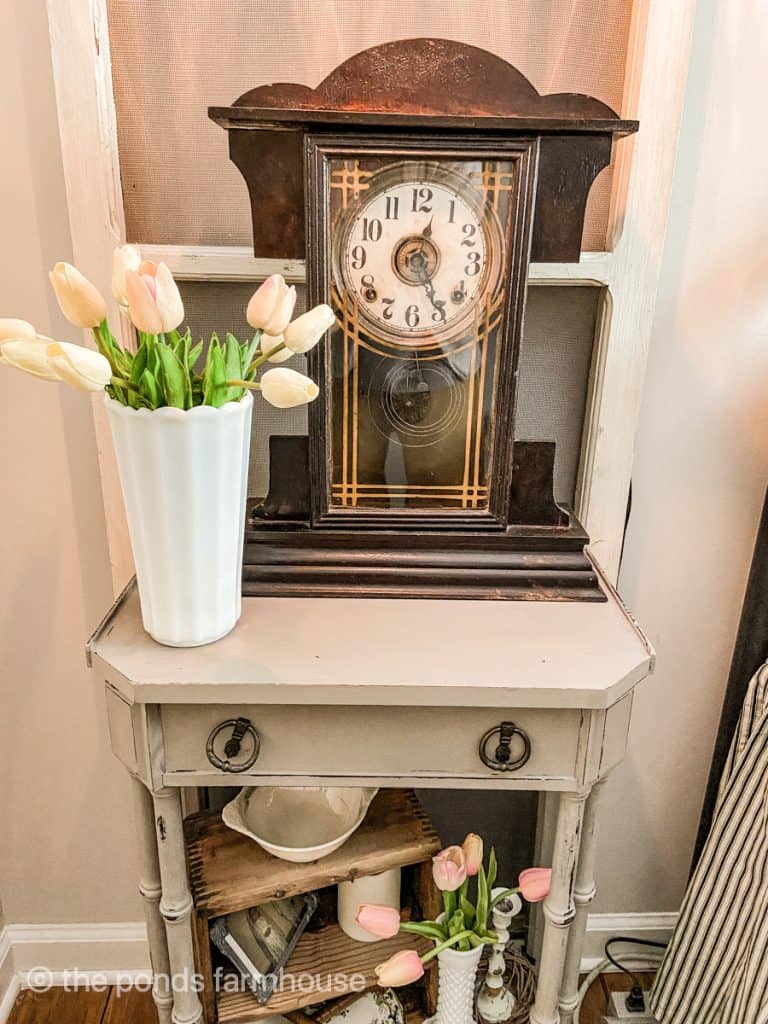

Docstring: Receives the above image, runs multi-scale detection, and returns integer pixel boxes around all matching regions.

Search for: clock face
[335,165,502,345]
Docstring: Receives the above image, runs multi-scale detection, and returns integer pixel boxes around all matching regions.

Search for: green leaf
[156,344,186,409]
[442,890,457,919]
[487,847,498,894]
[459,896,476,929]
[188,341,204,367]
[224,332,243,402]
[139,369,161,408]
[400,921,447,942]
[240,333,261,379]
[206,345,228,408]
[180,333,193,409]
[476,864,489,933]
[129,341,148,387]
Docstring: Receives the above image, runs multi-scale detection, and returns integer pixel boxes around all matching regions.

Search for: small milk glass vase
[426,943,485,1024]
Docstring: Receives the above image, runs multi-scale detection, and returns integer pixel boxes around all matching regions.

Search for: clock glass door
[307,138,536,521]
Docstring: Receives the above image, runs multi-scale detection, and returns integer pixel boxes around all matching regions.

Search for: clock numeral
[362,217,382,242]
[465,252,481,277]
[447,199,456,224]
[461,223,477,246]
[382,297,395,320]
[432,301,447,324]
[411,187,433,214]
[361,273,377,301]
[350,245,367,270]
[385,196,400,220]
[405,304,420,328]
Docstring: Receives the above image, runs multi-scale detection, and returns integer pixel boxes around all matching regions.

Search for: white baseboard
[0,912,676,1021]
[582,912,677,970]
[0,922,150,1023]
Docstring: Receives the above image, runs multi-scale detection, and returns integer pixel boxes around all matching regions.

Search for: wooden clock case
[210,39,637,601]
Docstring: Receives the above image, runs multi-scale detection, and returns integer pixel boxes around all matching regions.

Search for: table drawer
[161,704,584,784]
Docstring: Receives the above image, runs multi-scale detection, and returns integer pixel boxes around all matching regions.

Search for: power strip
[601,990,658,1023]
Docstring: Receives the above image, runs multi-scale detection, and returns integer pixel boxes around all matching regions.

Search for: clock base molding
[243,538,604,602]
[245,436,605,601]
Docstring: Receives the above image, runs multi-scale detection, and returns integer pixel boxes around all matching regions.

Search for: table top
[88,570,653,710]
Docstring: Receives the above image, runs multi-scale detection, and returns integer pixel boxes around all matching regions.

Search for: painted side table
[88,563,652,1024]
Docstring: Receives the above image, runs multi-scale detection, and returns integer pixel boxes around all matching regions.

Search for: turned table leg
[529,790,588,1024]
[132,777,173,1024]
[557,780,607,1024]
[153,787,203,1024]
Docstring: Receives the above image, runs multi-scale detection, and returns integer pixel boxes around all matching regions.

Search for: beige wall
[0,0,140,923]
[597,0,768,911]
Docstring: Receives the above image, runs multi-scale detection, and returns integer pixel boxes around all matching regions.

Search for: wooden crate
[184,789,442,1024]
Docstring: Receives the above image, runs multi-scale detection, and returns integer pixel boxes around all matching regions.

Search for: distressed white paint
[580,0,698,578]
[139,243,613,287]
[46,0,134,593]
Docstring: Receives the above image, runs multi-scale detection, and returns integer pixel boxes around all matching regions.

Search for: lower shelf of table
[215,924,432,1024]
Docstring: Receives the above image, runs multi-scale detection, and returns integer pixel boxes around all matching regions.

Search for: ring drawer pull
[206,717,261,773]
[478,721,532,772]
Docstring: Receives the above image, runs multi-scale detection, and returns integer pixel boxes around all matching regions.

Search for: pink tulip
[355,904,401,939]
[124,260,184,334]
[462,833,483,877]
[246,274,297,334]
[518,868,552,903]
[432,846,467,891]
[374,950,424,987]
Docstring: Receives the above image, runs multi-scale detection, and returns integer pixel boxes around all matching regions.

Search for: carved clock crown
[210,37,636,263]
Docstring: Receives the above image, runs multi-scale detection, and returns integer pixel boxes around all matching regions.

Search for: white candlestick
[477,886,522,1022]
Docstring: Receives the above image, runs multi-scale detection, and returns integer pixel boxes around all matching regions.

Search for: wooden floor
[7,973,656,1023]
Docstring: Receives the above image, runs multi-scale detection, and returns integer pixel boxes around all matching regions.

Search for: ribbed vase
[106,392,253,647]
[426,944,484,1024]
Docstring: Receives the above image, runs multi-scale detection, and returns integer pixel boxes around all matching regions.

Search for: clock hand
[422,216,434,240]
[414,261,447,323]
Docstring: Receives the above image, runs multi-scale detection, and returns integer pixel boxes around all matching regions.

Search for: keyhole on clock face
[390,363,432,425]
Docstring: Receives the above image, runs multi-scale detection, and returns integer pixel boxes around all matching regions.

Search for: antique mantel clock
[210,39,637,600]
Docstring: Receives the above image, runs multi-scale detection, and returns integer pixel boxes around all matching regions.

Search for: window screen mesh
[178,281,598,505]
[107,0,632,251]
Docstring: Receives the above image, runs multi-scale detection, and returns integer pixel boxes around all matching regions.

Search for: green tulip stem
[249,341,287,372]
[421,930,478,965]
[490,886,521,909]
[110,376,141,396]
[226,379,261,391]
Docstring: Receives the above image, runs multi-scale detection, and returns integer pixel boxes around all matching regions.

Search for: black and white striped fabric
[650,660,768,1024]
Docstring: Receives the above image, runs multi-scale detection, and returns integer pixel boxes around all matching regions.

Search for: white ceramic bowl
[222,786,378,862]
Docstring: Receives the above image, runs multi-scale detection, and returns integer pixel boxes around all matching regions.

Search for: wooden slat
[185,789,440,917]
[7,987,111,1024]
[102,987,158,1023]
[217,925,431,1023]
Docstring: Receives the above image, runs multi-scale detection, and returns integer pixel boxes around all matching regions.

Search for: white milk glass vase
[106,391,253,646]
[426,943,485,1024]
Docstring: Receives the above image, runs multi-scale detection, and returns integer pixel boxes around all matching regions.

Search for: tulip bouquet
[0,249,334,411]
[355,833,552,988]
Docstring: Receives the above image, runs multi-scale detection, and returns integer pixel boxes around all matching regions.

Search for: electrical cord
[572,936,668,1024]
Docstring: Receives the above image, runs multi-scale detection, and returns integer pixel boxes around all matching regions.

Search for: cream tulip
[0,319,36,365]
[0,318,36,342]
[1,337,60,381]
[284,304,335,354]
[47,341,112,392]
[124,261,184,334]
[260,367,319,408]
[111,244,142,307]
[259,333,292,364]
[49,262,107,328]
[246,275,297,335]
